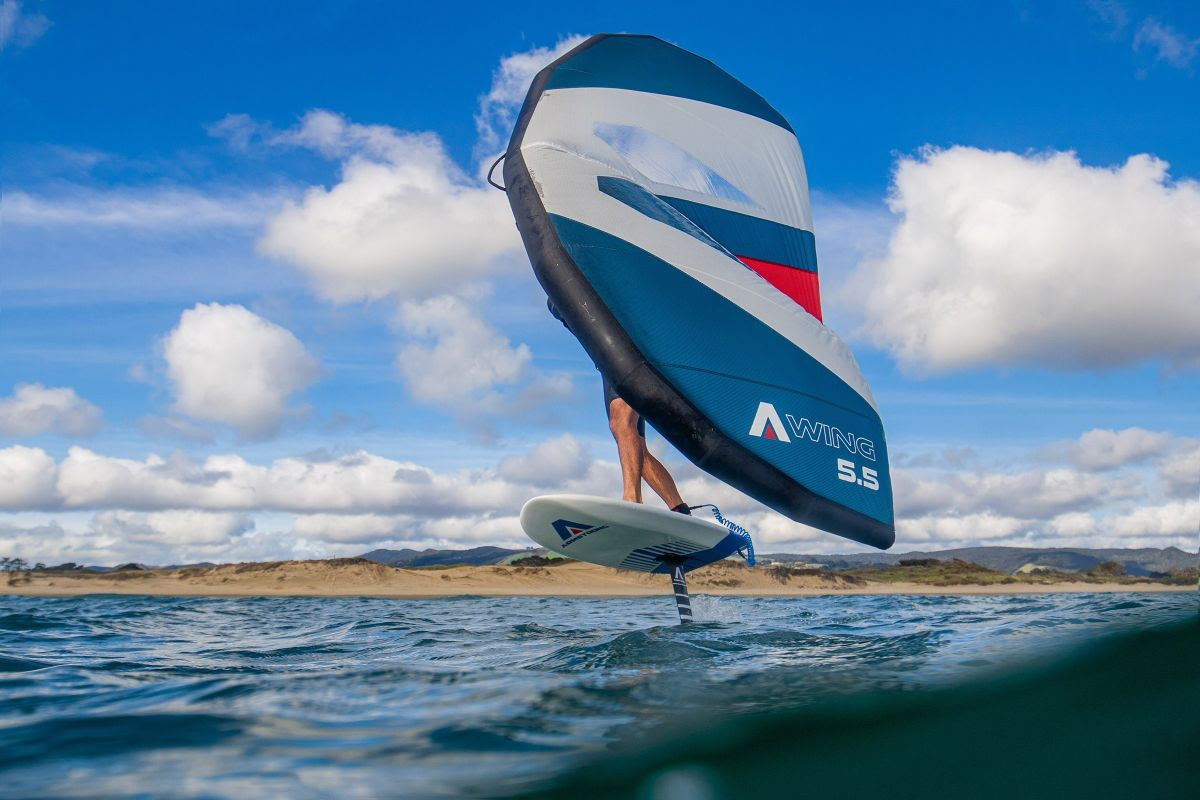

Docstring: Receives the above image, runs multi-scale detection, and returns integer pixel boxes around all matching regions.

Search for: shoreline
[3,558,1193,598]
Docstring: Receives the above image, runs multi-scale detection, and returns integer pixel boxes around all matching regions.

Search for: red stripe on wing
[736,255,822,321]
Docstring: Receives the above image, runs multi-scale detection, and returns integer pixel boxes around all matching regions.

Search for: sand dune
[4,558,1191,597]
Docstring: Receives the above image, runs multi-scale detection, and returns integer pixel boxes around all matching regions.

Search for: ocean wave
[0,592,1192,798]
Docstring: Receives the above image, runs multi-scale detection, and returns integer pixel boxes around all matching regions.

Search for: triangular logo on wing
[748,401,790,442]
[552,518,606,542]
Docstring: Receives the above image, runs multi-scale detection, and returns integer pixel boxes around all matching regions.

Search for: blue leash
[691,504,755,567]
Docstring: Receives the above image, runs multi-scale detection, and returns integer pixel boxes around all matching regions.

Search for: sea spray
[686,594,743,624]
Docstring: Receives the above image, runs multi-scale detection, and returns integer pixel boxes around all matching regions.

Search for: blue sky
[1,0,1197,564]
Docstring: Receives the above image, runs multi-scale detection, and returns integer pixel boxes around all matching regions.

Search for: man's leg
[608,397,645,503]
[641,446,685,510]
[608,394,686,510]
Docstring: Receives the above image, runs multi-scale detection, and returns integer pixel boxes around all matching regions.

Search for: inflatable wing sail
[503,35,894,549]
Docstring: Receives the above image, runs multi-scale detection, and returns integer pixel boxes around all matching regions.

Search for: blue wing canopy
[504,35,895,550]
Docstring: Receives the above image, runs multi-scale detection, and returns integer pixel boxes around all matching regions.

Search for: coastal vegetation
[1,554,1193,598]
[842,558,1198,587]
[508,555,572,568]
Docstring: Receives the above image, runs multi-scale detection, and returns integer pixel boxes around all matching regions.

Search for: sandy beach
[3,558,1193,597]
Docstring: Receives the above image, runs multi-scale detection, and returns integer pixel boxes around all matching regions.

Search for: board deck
[520,494,745,574]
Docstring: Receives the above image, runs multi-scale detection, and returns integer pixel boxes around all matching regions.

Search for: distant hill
[17,545,1194,575]
[358,546,531,568]
[362,545,1196,575]
[764,546,1198,576]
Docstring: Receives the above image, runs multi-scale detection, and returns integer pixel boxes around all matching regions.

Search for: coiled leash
[690,504,755,567]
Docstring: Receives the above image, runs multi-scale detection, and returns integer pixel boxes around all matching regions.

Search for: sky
[1,0,1198,565]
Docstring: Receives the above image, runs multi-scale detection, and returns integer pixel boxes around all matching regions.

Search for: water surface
[0,592,1191,798]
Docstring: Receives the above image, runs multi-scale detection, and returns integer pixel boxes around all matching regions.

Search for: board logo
[748,401,790,442]
[551,518,608,542]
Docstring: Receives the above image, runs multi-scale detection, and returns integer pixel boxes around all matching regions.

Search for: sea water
[0,592,1192,798]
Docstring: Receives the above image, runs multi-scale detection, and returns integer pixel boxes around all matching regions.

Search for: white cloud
[474,35,587,160]
[290,512,531,548]
[0,436,605,518]
[3,187,285,229]
[847,147,1200,372]
[618,441,1192,553]
[0,512,276,567]
[137,415,216,444]
[162,303,322,438]
[895,466,1136,519]
[254,110,519,303]
[876,431,1200,551]
[291,513,415,544]
[1056,427,1171,471]
[897,512,1033,545]
[0,520,76,564]
[1,426,1196,562]
[810,194,895,326]
[414,513,525,546]
[0,440,584,559]
[1158,440,1200,499]
[890,469,958,518]
[206,113,260,152]
[1107,499,1200,537]
[498,434,591,485]
[221,41,589,422]
[39,446,527,515]
[244,37,587,302]
[1048,511,1097,537]
[93,510,254,548]
[0,383,103,436]
[1087,0,1129,37]
[1133,17,1199,69]
[0,446,58,508]
[390,293,572,425]
[0,1,49,53]
[396,294,528,401]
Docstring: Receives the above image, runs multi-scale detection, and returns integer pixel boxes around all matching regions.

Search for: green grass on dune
[842,558,1197,587]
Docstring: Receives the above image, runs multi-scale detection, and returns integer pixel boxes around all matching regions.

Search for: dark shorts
[602,374,645,438]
